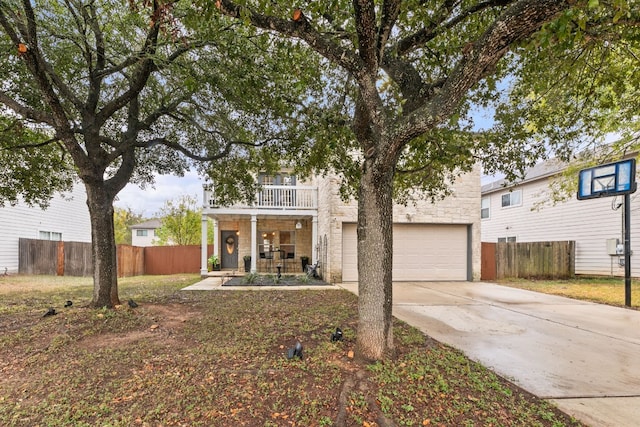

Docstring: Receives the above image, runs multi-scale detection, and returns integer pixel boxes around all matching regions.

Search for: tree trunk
[355,159,395,361]
[85,182,120,308]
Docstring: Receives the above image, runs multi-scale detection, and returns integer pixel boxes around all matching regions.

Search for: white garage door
[342,223,468,281]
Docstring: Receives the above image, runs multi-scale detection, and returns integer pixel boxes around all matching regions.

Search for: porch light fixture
[295,221,302,229]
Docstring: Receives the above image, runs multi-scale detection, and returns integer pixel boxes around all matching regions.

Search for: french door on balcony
[259,173,297,207]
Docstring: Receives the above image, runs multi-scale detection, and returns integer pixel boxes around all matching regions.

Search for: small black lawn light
[287,341,303,360]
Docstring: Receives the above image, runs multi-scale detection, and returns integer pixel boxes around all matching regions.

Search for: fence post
[57,241,65,276]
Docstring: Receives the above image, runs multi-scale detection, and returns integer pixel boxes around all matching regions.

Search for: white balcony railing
[204,185,317,210]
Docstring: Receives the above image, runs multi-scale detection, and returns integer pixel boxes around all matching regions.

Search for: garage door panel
[342,223,467,281]
[342,224,358,281]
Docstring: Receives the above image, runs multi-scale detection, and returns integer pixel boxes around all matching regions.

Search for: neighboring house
[0,184,91,274]
[201,168,481,282]
[481,157,640,277]
[130,219,161,247]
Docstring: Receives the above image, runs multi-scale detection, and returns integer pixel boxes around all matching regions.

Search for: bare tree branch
[389,0,568,155]
[377,0,401,61]
[0,91,56,126]
[216,0,365,77]
[396,0,514,56]
[353,0,378,72]
[4,137,58,150]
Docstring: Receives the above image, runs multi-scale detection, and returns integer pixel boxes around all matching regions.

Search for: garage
[341,223,469,281]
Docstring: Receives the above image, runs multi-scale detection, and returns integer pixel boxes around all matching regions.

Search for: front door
[220,230,238,269]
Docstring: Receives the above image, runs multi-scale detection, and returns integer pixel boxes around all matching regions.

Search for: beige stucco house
[200,168,481,282]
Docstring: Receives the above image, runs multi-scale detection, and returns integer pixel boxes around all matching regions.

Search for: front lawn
[0,274,582,426]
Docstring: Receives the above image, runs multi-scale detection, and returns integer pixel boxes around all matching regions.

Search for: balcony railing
[204,185,317,210]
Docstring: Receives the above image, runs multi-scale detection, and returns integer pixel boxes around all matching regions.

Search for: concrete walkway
[182,276,342,291]
[338,281,640,427]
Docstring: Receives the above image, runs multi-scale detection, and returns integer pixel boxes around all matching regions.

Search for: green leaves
[0,116,74,208]
[485,0,640,182]
[155,195,202,246]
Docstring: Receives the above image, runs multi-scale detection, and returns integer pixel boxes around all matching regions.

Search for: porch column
[200,215,208,276]
[312,214,318,263]
[250,215,257,272]
[212,219,219,262]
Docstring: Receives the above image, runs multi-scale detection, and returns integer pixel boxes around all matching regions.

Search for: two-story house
[200,168,481,283]
[0,183,91,273]
[130,219,162,247]
[481,158,640,277]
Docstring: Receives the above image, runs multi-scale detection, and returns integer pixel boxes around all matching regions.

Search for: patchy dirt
[72,303,200,351]
[0,285,584,427]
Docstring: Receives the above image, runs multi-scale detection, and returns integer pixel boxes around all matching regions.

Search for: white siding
[131,229,157,247]
[0,184,91,273]
[482,176,640,276]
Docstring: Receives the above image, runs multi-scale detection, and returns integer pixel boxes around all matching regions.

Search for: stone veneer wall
[314,165,481,283]
[216,218,312,273]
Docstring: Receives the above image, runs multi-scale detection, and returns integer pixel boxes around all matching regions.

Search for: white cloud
[114,170,204,217]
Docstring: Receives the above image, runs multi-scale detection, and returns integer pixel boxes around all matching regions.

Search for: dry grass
[497,276,640,308]
[0,274,583,426]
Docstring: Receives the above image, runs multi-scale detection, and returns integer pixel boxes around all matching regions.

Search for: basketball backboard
[577,158,637,200]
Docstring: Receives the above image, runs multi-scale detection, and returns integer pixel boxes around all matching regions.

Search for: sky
[113,170,204,218]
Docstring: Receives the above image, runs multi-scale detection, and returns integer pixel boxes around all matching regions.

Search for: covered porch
[200,181,319,276]
[200,213,318,275]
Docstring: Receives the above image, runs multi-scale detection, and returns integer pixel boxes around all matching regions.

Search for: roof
[130,219,161,229]
[481,158,567,195]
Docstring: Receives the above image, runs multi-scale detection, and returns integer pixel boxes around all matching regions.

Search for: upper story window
[260,175,275,186]
[259,173,297,186]
[136,229,148,237]
[501,190,522,208]
[481,196,490,219]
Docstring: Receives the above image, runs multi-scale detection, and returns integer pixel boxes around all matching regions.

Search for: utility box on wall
[606,238,620,256]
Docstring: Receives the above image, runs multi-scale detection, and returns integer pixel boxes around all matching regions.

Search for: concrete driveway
[338,281,640,427]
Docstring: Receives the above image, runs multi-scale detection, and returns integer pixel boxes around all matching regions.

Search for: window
[501,190,522,207]
[481,197,490,219]
[279,230,296,259]
[260,175,275,185]
[258,230,296,259]
[39,231,62,241]
[136,229,148,237]
[497,236,517,243]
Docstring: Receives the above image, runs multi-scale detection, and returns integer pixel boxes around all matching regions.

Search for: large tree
[487,5,640,200]
[211,0,637,360]
[0,1,320,307]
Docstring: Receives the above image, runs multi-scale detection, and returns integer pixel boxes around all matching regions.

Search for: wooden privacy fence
[144,245,213,275]
[18,238,207,277]
[117,244,145,277]
[481,241,575,280]
[19,239,93,276]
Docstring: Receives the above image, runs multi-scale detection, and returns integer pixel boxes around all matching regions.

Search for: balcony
[204,184,318,212]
